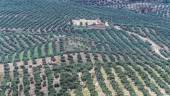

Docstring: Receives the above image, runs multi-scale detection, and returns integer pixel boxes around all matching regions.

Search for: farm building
[72,19,109,28]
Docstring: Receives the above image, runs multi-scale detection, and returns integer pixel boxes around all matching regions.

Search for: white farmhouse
[72,19,108,26]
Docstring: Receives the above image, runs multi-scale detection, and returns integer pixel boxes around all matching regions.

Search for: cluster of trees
[74,0,169,6]
[0,55,170,95]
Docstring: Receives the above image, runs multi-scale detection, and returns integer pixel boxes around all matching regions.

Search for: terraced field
[0,0,170,96]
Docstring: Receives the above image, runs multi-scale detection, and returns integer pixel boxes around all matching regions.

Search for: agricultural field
[125,3,170,19]
[0,0,170,96]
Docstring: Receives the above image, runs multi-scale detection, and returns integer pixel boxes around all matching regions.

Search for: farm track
[114,25,170,60]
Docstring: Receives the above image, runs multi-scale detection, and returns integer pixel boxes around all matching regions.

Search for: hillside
[0,0,170,96]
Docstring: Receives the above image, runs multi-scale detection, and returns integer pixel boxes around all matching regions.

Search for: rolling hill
[0,0,170,96]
